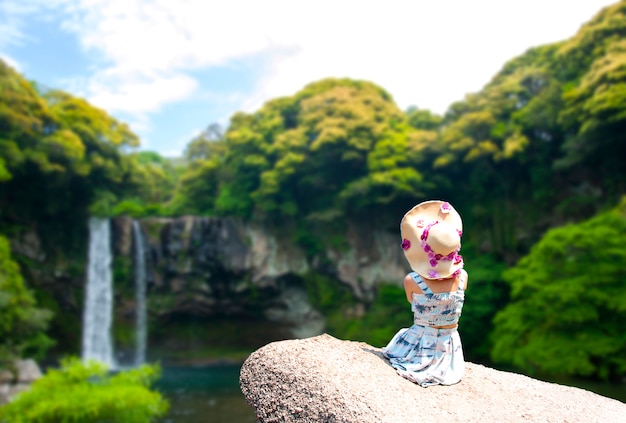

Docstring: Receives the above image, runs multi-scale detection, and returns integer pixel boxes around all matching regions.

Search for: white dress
[382,272,465,387]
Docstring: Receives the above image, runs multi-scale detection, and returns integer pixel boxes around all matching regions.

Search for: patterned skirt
[382,324,464,387]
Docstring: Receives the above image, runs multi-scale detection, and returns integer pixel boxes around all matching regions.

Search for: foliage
[0,357,168,423]
[125,151,182,213]
[405,106,443,130]
[303,272,355,314]
[458,251,508,362]
[167,124,225,216]
[491,199,626,380]
[302,271,411,348]
[0,64,120,232]
[421,2,626,257]
[337,283,411,348]
[0,59,182,245]
[0,235,53,368]
[204,79,427,223]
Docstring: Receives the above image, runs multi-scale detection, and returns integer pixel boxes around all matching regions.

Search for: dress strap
[457,273,465,290]
[410,272,432,295]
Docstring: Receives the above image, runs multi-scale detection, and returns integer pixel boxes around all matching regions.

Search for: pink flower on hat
[441,202,452,213]
[401,239,411,250]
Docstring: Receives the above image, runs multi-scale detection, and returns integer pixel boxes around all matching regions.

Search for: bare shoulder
[403,273,421,291]
[403,273,422,300]
[403,273,414,287]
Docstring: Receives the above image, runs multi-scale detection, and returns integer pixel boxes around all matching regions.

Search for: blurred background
[1,1,625,422]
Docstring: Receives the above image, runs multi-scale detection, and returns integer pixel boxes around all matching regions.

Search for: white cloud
[5,0,619,120]
[58,0,615,116]
[235,0,619,114]
[86,68,198,113]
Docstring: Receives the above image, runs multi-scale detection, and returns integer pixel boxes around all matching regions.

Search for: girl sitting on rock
[382,200,468,387]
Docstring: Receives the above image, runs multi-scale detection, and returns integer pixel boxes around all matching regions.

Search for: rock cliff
[240,334,626,423]
[9,216,408,359]
[113,216,407,339]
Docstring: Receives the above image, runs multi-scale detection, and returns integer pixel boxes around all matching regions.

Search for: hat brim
[401,200,463,279]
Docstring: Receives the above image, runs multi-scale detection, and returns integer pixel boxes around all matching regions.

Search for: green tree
[558,38,626,196]
[457,252,509,362]
[0,61,143,227]
[184,123,224,162]
[429,3,626,255]
[167,123,226,215]
[491,198,626,380]
[42,89,140,216]
[0,235,53,368]
[213,78,426,226]
[0,59,157,259]
[0,357,168,423]
[405,106,443,130]
[113,151,183,217]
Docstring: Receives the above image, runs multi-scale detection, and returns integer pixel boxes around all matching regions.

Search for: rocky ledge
[240,334,626,422]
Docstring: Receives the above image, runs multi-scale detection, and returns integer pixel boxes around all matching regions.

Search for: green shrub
[491,199,626,380]
[0,357,168,423]
[0,235,53,368]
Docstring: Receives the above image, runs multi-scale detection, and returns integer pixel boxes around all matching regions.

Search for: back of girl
[382,200,469,387]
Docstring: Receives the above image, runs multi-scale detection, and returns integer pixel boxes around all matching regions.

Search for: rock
[13,359,42,383]
[264,286,325,339]
[327,225,407,302]
[0,359,43,405]
[240,334,626,423]
[10,229,45,262]
[111,215,134,257]
[127,215,408,339]
[0,369,11,385]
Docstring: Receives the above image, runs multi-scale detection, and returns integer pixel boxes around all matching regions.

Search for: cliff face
[10,216,408,359]
[112,216,407,341]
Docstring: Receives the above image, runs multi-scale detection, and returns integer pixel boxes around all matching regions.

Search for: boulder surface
[0,359,43,405]
[240,334,626,422]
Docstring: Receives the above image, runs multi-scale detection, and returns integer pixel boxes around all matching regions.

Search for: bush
[491,199,626,380]
[0,357,169,423]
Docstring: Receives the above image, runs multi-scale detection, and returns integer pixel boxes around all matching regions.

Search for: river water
[156,365,255,423]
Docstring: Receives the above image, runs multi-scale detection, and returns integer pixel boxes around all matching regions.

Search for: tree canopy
[491,198,626,380]
[205,79,427,225]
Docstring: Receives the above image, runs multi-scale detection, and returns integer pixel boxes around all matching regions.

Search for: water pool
[156,365,255,423]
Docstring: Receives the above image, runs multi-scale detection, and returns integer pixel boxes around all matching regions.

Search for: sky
[0,0,619,157]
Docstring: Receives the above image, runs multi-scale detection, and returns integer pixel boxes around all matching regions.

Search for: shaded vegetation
[0,235,53,368]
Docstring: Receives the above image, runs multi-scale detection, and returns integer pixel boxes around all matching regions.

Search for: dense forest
[1,0,625,385]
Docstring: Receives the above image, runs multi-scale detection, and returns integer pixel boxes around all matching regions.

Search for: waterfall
[82,217,115,369]
[132,220,147,366]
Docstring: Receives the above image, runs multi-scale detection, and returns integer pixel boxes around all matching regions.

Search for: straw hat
[400,200,464,280]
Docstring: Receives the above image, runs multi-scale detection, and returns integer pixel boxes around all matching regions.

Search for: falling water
[133,220,147,366]
[82,217,115,369]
